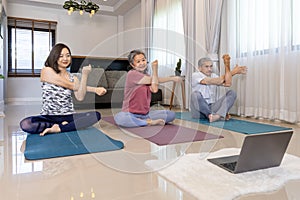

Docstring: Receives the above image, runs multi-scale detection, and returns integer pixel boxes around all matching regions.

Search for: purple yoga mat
[102,116,223,146]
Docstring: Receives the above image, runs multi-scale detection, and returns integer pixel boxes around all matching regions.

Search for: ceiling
[7,0,141,16]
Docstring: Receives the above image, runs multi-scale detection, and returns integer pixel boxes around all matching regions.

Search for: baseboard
[5,98,42,105]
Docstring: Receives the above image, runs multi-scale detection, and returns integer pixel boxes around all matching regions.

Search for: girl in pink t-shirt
[114,50,182,127]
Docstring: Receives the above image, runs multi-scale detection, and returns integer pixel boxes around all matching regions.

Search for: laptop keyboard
[220,162,237,171]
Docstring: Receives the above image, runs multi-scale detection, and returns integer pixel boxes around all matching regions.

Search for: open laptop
[208,130,293,174]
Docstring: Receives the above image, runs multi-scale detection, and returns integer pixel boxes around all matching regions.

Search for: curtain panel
[152,0,185,106]
[220,0,300,123]
[182,0,196,110]
[141,0,155,59]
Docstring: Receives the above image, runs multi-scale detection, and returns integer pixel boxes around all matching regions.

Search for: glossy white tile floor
[0,104,300,200]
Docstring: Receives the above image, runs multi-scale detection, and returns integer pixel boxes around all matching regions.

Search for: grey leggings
[190,90,237,119]
[114,110,175,128]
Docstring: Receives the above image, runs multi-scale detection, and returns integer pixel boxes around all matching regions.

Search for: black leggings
[19,111,101,134]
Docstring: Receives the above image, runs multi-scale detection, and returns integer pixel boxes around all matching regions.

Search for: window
[234,0,300,57]
[152,0,184,73]
[8,17,56,77]
[151,0,185,106]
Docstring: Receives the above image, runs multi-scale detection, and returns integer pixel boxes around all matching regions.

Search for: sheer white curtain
[141,0,155,59]
[181,0,196,109]
[220,0,300,123]
[152,0,185,105]
[204,0,224,62]
[203,0,224,101]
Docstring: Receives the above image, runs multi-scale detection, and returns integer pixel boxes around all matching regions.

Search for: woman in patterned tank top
[19,43,107,136]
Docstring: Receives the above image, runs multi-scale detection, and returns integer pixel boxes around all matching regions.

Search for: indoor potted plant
[175,58,181,76]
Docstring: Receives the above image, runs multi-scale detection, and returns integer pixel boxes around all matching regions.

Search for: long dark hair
[44,43,72,73]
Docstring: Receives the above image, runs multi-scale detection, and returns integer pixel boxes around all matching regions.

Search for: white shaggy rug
[157,148,300,200]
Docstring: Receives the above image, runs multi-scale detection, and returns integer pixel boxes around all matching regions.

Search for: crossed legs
[114,110,176,128]
[20,111,101,136]
[190,90,236,122]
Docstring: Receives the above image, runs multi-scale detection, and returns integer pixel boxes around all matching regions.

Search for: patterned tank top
[40,72,75,115]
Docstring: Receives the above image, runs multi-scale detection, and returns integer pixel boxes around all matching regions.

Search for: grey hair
[128,49,146,65]
[198,57,212,67]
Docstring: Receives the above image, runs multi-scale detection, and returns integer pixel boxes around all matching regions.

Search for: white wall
[122,3,143,56]
[6,3,121,102]
[5,1,207,104]
[6,77,41,102]
[8,3,119,56]
[124,3,141,31]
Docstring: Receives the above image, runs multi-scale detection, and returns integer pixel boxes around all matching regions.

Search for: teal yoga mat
[24,127,124,160]
[175,112,292,134]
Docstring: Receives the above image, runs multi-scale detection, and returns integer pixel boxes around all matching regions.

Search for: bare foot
[61,121,69,125]
[208,114,221,123]
[147,119,165,126]
[225,113,231,121]
[232,64,247,75]
[222,54,232,87]
[151,60,158,68]
[20,140,26,153]
[82,64,92,75]
[40,124,61,136]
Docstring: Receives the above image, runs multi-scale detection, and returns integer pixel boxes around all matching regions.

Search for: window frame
[7,17,56,77]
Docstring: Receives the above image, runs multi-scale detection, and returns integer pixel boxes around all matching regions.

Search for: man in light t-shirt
[191,55,247,122]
